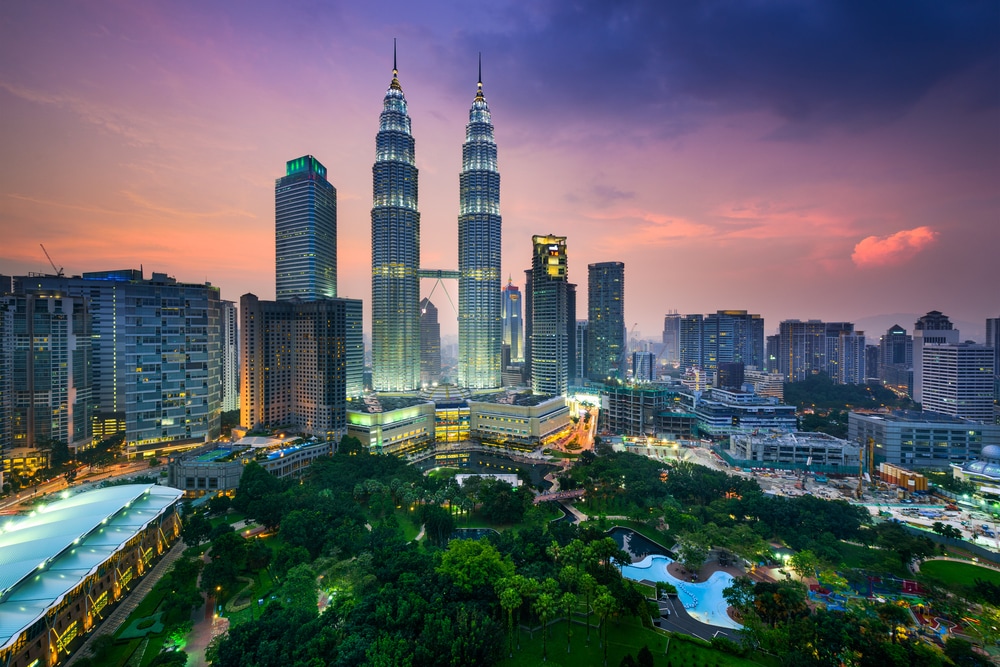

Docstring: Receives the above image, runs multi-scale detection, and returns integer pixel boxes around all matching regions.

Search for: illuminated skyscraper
[586,261,625,382]
[525,235,570,396]
[275,155,336,301]
[458,60,502,389]
[372,47,421,391]
[502,279,523,363]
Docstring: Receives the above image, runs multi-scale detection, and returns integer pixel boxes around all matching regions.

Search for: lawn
[920,559,1000,587]
[497,616,765,667]
[834,540,908,577]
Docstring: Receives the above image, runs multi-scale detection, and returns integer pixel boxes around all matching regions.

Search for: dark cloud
[460,0,999,135]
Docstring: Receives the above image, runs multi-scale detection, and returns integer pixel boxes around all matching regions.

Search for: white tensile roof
[0,484,182,650]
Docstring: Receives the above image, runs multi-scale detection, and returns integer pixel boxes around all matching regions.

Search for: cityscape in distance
[1,3,998,667]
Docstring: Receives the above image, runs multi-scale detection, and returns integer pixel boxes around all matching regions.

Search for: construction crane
[40,244,64,277]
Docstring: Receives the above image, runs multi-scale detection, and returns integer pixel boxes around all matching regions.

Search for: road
[0,461,164,513]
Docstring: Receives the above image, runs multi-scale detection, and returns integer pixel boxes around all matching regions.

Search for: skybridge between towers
[419,268,459,315]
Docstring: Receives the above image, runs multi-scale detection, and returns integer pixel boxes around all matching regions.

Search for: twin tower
[372,52,502,392]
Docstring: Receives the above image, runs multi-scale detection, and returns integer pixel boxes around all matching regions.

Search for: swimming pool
[620,554,742,629]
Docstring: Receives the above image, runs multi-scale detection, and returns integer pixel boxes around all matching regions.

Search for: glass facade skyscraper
[458,66,502,389]
[276,155,337,301]
[526,235,570,397]
[502,279,523,363]
[371,53,421,392]
[586,261,625,382]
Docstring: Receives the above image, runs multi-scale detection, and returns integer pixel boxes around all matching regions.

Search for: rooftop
[0,484,182,650]
[468,391,559,407]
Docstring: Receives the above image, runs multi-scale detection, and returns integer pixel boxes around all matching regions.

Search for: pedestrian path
[64,539,187,666]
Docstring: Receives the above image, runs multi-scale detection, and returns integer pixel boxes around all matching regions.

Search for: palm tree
[560,591,576,653]
[593,589,617,667]
[534,592,557,662]
[500,586,521,657]
[579,572,597,643]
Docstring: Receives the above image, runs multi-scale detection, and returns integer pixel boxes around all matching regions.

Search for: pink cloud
[851,226,938,267]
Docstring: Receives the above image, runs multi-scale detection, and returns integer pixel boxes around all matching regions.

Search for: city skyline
[1,2,997,340]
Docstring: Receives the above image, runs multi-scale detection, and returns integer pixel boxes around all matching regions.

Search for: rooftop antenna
[39,244,64,277]
[393,37,397,76]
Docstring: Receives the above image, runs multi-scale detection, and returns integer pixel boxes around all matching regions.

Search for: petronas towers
[371,49,501,392]
[371,52,421,392]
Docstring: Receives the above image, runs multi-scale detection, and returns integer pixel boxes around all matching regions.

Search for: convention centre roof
[0,484,182,650]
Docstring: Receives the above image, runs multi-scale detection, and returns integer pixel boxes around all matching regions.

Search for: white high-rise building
[912,311,959,403]
[922,343,995,423]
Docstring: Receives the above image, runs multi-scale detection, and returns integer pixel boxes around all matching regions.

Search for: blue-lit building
[502,279,523,364]
[371,51,421,392]
[275,155,337,301]
[16,271,221,457]
[458,64,503,390]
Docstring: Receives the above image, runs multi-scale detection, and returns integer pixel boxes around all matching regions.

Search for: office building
[778,319,827,382]
[912,311,959,403]
[744,367,785,400]
[921,343,995,423]
[823,322,854,381]
[765,334,780,373]
[240,293,358,443]
[525,235,571,396]
[865,344,880,382]
[574,320,588,384]
[420,298,442,387]
[679,310,764,375]
[586,261,625,382]
[836,329,866,385]
[275,155,337,301]
[633,351,657,383]
[717,361,744,390]
[221,300,239,413]
[728,431,860,469]
[879,324,912,395]
[0,292,92,454]
[678,387,797,438]
[457,65,503,390]
[502,279,523,363]
[371,52,421,392]
[988,317,1000,376]
[467,391,571,450]
[168,436,334,496]
[849,410,999,469]
[19,271,222,457]
[600,384,672,437]
[661,311,681,367]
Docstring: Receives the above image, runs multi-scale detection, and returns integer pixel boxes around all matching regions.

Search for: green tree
[593,588,617,667]
[560,591,576,654]
[500,586,521,658]
[437,539,514,595]
[580,572,598,643]
[277,563,318,614]
[677,538,708,574]
[723,575,756,617]
[534,592,558,662]
[788,549,819,580]
[180,511,212,547]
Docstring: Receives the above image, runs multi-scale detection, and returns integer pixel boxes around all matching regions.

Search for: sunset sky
[1,1,997,340]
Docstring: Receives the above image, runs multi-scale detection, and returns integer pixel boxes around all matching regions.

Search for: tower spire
[475,52,484,101]
[390,38,402,91]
